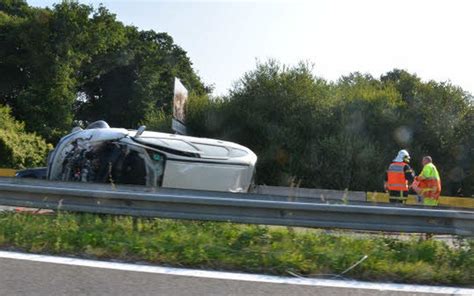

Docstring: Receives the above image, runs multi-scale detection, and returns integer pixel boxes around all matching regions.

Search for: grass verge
[0,211,472,286]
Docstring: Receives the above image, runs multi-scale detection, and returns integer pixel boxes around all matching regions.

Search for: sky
[28,0,474,96]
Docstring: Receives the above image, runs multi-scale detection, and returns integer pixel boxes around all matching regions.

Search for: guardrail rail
[0,177,472,235]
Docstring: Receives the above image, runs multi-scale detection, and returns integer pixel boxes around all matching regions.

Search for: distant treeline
[183,62,474,196]
[1,1,473,196]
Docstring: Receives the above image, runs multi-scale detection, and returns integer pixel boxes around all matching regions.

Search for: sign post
[172,78,188,135]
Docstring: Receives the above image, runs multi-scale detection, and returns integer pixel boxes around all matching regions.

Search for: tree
[0,2,206,142]
[76,30,208,129]
[200,61,332,186]
[0,2,128,141]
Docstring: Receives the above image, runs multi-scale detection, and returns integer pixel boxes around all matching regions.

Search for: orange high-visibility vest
[387,162,408,191]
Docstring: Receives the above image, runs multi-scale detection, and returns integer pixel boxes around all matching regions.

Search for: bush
[185,62,474,195]
[0,105,52,168]
[141,107,172,133]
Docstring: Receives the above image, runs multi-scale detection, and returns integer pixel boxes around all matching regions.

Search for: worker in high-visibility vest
[413,156,441,206]
[384,150,415,204]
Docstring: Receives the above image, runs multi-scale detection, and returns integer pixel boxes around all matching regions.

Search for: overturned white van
[47,121,257,192]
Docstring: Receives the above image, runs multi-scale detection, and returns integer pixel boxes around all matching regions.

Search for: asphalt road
[0,252,472,296]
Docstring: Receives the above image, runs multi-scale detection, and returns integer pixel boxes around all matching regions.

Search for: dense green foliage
[0,212,472,286]
[187,62,474,196]
[1,1,473,196]
[0,105,52,168]
[0,0,207,142]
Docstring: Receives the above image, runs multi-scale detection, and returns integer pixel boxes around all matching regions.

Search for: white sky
[28,0,474,96]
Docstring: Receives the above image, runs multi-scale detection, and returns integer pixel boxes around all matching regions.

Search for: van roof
[129,130,253,159]
[71,126,255,161]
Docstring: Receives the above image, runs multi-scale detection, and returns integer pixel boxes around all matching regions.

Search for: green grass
[0,211,472,286]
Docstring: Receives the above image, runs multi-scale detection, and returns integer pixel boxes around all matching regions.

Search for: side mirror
[135,125,146,138]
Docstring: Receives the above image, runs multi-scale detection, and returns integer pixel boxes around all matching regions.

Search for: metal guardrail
[254,185,366,201]
[256,184,474,209]
[3,168,473,207]
[0,177,472,235]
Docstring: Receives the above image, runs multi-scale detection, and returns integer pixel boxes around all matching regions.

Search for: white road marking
[0,250,472,295]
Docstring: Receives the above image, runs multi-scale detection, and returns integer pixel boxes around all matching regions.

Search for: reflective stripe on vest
[387,162,408,191]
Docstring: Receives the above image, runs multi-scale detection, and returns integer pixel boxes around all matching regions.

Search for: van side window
[147,151,165,186]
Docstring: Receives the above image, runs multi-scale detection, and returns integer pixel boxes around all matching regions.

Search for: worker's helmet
[394,149,411,163]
